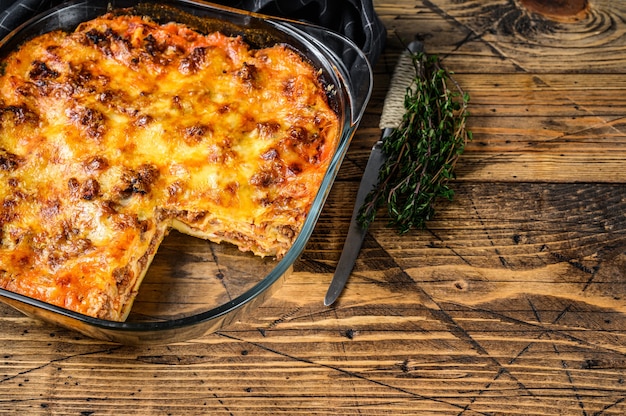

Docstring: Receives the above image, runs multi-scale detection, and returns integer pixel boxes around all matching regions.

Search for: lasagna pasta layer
[0,14,339,320]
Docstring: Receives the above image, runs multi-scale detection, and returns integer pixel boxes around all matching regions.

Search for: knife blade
[324,40,424,306]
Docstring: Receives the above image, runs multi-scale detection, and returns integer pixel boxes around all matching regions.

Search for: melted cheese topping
[0,14,339,320]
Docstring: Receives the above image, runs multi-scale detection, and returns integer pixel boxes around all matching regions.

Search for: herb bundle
[358,51,471,234]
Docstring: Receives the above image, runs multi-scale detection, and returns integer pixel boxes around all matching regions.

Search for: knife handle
[380,41,424,130]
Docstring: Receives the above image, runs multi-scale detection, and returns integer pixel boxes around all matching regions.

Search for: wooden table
[2,0,625,414]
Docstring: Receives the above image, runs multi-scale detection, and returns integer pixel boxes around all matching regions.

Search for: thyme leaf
[357,51,471,234]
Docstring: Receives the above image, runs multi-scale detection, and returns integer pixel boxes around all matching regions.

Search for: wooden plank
[377,0,626,72]
[371,1,626,183]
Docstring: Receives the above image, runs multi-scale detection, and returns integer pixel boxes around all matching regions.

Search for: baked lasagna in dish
[0,13,340,321]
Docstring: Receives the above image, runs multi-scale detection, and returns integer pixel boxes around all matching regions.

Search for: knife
[324,40,424,306]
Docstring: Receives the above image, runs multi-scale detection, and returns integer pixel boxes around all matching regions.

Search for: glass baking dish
[0,0,372,344]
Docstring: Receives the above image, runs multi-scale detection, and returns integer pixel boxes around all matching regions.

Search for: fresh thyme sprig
[357,51,471,234]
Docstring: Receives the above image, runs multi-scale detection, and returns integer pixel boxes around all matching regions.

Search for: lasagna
[0,13,340,320]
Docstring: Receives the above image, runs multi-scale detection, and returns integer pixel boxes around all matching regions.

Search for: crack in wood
[358,234,539,412]
[215,331,488,414]
[0,346,122,384]
[552,342,588,415]
[469,193,512,269]
[593,397,626,416]
[420,0,528,71]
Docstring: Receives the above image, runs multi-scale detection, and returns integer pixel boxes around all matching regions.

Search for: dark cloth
[0,0,385,64]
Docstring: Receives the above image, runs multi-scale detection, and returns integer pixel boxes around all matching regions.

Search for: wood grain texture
[1,0,626,414]
[379,0,626,183]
